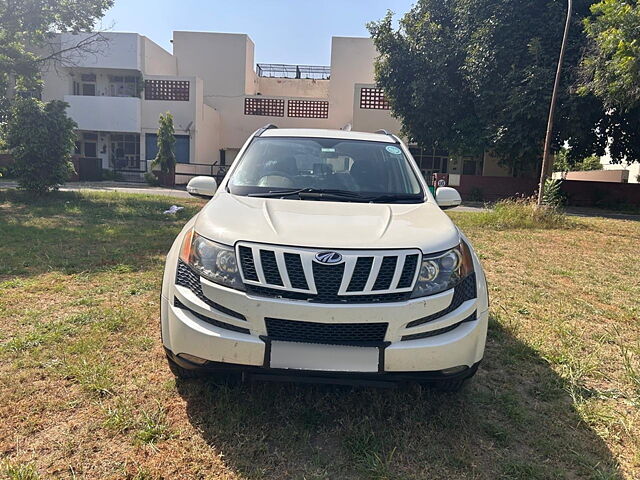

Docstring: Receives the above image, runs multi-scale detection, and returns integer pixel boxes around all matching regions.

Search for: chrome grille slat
[237,242,422,303]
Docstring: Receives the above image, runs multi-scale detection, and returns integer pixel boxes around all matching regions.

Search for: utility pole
[537,0,573,207]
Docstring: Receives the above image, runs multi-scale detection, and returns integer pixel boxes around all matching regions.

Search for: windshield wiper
[248,188,365,199]
[248,188,423,203]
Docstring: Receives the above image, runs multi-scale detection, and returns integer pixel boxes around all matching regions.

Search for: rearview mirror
[186,176,218,199]
[435,187,462,210]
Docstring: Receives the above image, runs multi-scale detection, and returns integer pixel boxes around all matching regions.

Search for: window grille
[145,80,190,101]
[244,97,285,117]
[360,87,390,110]
[287,100,329,118]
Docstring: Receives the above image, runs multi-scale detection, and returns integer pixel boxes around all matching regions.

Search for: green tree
[553,148,604,171]
[580,0,640,110]
[368,0,640,173]
[0,0,113,125]
[153,113,176,174]
[6,97,76,193]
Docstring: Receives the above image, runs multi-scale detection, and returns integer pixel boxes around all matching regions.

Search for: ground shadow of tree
[176,318,623,479]
[0,190,202,278]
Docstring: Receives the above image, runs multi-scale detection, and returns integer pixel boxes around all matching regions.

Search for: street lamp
[537,0,573,207]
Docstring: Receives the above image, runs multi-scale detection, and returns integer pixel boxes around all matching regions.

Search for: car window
[228,137,423,198]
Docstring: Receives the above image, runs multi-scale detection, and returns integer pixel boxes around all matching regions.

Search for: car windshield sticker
[321,148,336,153]
[386,146,402,155]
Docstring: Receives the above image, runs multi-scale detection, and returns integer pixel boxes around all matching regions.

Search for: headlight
[411,241,474,298]
[179,229,245,291]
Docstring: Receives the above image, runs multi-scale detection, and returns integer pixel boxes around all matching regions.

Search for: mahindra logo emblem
[314,251,343,264]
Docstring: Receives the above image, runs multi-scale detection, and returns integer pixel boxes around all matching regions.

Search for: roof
[260,128,397,143]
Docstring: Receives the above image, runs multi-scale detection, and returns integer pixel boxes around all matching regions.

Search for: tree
[153,113,176,174]
[0,0,113,125]
[553,148,603,171]
[580,0,640,110]
[368,0,640,174]
[6,97,76,193]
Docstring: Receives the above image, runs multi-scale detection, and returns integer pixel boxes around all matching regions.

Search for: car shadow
[175,318,623,479]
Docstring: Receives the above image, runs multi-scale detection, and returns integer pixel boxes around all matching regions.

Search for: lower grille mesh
[406,275,477,328]
[265,317,388,346]
[176,260,246,321]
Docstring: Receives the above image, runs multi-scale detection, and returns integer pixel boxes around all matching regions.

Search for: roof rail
[255,124,279,137]
[375,129,401,144]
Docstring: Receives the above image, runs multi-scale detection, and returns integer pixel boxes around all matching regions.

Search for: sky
[99,0,415,65]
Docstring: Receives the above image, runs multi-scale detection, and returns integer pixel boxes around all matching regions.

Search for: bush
[144,171,160,186]
[542,178,566,207]
[6,98,76,194]
[468,198,573,229]
[100,169,125,182]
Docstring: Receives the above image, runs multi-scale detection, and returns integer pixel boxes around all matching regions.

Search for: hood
[194,192,460,253]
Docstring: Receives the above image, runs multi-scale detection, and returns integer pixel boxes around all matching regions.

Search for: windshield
[227,137,424,202]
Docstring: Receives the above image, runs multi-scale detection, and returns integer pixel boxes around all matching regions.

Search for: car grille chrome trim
[236,242,422,302]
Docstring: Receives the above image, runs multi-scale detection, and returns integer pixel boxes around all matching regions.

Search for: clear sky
[99,0,415,65]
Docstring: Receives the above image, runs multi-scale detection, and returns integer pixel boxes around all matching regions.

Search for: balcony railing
[256,63,330,80]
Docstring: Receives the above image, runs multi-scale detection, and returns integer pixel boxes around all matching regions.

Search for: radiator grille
[265,317,388,346]
[238,243,421,304]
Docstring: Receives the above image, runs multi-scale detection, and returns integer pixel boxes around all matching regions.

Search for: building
[38,30,516,185]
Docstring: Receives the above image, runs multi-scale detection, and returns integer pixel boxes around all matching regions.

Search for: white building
[39,31,512,183]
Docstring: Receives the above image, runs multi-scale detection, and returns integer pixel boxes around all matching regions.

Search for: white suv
[161,127,488,390]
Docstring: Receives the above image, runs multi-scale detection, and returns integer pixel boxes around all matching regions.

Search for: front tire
[166,353,206,379]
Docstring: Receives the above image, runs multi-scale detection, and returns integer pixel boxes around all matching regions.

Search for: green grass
[1,189,639,479]
[464,197,574,229]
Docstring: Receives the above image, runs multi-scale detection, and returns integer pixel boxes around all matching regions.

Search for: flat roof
[260,128,396,143]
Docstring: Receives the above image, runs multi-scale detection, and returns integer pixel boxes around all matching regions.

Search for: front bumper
[161,271,489,375]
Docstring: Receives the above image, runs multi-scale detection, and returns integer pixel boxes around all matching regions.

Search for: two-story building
[39,30,517,187]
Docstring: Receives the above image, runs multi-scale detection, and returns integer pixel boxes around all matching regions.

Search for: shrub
[6,98,76,194]
[144,171,160,186]
[542,178,565,207]
[469,198,573,229]
[100,169,124,182]
[152,112,176,174]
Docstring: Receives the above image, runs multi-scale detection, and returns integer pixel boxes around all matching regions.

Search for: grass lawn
[1,190,639,480]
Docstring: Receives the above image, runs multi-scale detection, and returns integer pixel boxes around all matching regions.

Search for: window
[144,80,190,101]
[287,100,329,118]
[360,87,390,110]
[228,137,423,200]
[244,97,285,117]
[409,147,449,180]
[145,134,190,164]
[109,75,139,97]
[110,134,141,170]
[77,73,97,96]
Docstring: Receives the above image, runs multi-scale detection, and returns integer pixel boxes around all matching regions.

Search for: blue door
[145,134,190,164]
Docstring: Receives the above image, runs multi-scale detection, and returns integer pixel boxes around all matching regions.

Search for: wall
[561,180,640,207]
[173,32,251,99]
[563,170,628,183]
[60,33,141,70]
[352,84,402,135]
[601,157,640,184]
[257,78,329,98]
[482,152,512,177]
[456,175,538,201]
[141,36,177,75]
[65,95,141,133]
[328,37,377,127]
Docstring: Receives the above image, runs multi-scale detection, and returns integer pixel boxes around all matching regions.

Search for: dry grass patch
[1,190,638,479]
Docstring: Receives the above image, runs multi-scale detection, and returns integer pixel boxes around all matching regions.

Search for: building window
[409,147,449,180]
[110,134,141,170]
[144,80,190,101]
[360,87,390,110]
[146,133,190,164]
[109,75,140,97]
[287,100,329,118]
[244,97,285,117]
[74,73,97,96]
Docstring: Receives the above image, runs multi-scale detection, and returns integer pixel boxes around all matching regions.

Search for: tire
[166,354,206,379]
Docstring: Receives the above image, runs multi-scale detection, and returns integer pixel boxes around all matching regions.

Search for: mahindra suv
[161,127,488,390]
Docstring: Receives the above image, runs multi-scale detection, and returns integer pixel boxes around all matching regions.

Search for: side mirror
[435,187,462,210]
[187,176,218,199]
